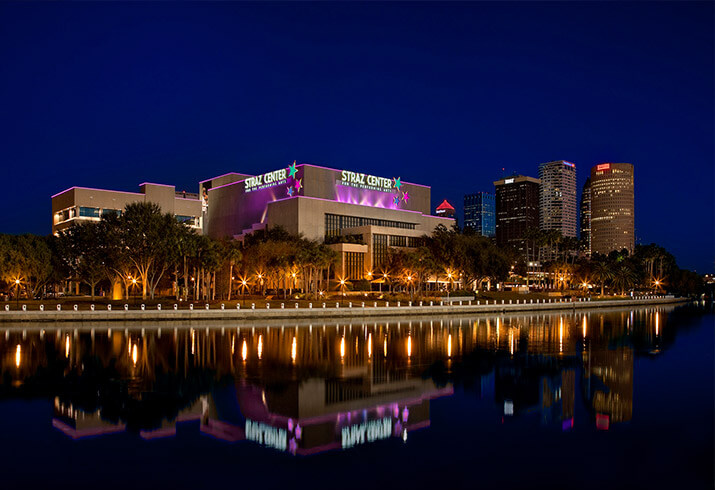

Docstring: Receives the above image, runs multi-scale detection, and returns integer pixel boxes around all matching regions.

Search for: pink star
[295,178,302,192]
[403,191,410,203]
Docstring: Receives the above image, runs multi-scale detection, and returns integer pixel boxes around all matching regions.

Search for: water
[1,304,712,489]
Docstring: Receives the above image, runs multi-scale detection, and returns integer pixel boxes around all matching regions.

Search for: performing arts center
[52,162,454,282]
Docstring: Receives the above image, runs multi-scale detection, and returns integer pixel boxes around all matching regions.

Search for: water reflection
[0,306,687,454]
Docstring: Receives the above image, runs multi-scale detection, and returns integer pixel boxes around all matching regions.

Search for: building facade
[590,163,634,255]
[463,192,495,237]
[494,175,540,256]
[580,177,592,257]
[538,160,577,238]
[51,183,203,235]
[203,163,453,279]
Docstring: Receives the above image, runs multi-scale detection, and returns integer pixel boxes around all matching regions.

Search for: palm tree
[613,264,638,296]
[591,261,614,296]
[222,240,242,301]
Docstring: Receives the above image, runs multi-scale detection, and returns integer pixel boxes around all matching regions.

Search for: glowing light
[15,344,21,368]
[407,335,412,358]
[582,316,587,338]
[191,329,195,354]
[368,333,372,358]
[231,337,235,355]
[291,337,297,362]
[65,335,70,358]
[559,318,564,353]
[383,338,387,357]
[242,339,247,361]
[340,336,345,359]
[257,335,263,360]
[447,334,452,358]
[132,344,138,366]
[655,312,659,336]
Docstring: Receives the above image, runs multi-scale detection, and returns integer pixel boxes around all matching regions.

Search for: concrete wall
[0,297,688,325]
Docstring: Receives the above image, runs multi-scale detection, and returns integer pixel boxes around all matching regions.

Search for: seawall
[0,296,689,325]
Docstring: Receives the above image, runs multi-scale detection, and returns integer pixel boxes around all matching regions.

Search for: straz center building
[201,163,453,281]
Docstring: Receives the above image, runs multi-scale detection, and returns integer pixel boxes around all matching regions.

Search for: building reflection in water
[0,307,675,454]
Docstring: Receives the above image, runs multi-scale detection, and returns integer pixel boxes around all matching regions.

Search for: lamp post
[241,279,248,308]
[446,270,453,300]
[131,278,138,306]
[381,272,388,294]
[407,274,414,302]
[14,279,20,309]
[339,278,347,306]
[256,272,264,298]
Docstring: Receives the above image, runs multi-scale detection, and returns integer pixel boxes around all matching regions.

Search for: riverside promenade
[0,295,688,324]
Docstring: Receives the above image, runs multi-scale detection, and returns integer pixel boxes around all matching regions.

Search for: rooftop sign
[245,168,288,193]
[339,170,395,193]
[596,164,611,171]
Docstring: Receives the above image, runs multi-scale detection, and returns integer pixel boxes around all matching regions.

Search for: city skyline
[0,2,712,274]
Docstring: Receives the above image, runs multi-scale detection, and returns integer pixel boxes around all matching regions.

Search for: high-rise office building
[580,178,592,257]
[538,160,577,238]
[494,175,540,256]
[463,192,495,237]
[435,199,455,219]
[590,163,634,255]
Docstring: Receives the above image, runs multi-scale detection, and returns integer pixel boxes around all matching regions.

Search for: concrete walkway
[0,295,689,324]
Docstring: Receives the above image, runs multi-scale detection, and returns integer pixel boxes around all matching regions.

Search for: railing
[0,294,680,313]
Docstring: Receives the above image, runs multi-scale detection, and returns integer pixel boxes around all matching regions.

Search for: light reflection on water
[0,304,707,459]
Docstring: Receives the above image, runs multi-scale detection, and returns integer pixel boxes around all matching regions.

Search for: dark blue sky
[0,2,712,272]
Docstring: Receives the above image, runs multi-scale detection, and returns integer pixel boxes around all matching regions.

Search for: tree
[220,239,243,301]
[115,202,185,300]
[56,222,109,300]
[591,260,614,296]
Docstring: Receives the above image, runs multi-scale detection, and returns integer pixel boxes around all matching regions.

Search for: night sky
[0,2,712,272]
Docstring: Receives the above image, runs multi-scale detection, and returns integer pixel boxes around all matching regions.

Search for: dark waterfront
[1,304,712,489]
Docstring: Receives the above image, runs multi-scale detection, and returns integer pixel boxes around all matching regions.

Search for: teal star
[288,161,298,178]
[393,177,402,190]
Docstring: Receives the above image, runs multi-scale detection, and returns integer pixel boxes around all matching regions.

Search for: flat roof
[202,163,430,189]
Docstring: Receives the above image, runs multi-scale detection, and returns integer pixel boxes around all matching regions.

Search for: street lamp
[446,270,453,300]
[131,277,138,306]
[240,278,249,307]
[14,278,20,309]
[338,278,347,306]
[381,272,388,294]
[256,272,264,297]
[406,274,414,302]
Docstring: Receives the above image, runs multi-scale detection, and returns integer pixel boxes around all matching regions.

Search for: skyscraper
[494,175,540,256]
[590,163,635,255]
[580,177,592,257]
[463,192,495,237]
[538,160,577,238]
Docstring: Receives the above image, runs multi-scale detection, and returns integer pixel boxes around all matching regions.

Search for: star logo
[287,186,295,197]
[393,196,400,205]
[402,191,410,203]
[288,161,298,178]
[295,178,302,192]
[393,177,402,190]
